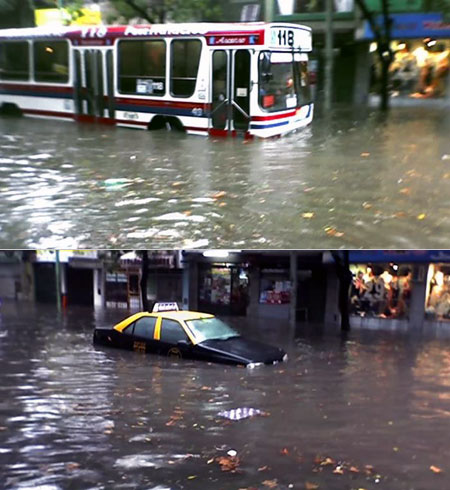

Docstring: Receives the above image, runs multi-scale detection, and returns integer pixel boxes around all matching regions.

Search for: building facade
[2,250,450,336]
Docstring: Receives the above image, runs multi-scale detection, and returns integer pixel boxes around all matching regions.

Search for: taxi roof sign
[152,302,179,313]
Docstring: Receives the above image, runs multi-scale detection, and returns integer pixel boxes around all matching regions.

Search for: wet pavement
[0,105,449,249]
[2,301,450,489]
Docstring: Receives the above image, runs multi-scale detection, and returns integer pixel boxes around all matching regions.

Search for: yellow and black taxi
[93,303,287,367]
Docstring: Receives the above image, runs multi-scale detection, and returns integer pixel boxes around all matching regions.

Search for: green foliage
[108,0,224,23]
[62,0,85,25]
[423,0,450,14]
[0,0,20,12]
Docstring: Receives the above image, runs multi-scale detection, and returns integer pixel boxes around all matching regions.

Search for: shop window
[118,40,166,95]
[350,264,412,319]
[371,39,450,99]
[105,272,128,308]
[170,39,202,97]
[0,41,29,81]
[259,270,291,304]
[133,317,157,339]
[160,319,188,343]
[199,267,231,305]
[33,41,69,83]
[425,264,450,321]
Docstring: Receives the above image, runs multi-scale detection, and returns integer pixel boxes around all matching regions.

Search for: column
[409,264,427,331]
[289,251,298,331]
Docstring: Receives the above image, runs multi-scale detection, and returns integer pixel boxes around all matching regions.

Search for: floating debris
[218,407,265,420]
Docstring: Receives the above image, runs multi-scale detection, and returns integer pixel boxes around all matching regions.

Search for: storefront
[349,262,412,319]
[198,263,249,316]
[349,251,450,332]
[425,261,450,322]
[360,13,450,100]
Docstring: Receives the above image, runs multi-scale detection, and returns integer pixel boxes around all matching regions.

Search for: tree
[139,250,149,311]
[108,0,223,23]
[0,0,34,28]
[354,0,393,111]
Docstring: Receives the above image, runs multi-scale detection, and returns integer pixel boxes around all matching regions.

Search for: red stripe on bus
[0,83,73,94]
[115,97,211,111]
[251,110,297,122]
[115,119,148,126]
[23,108,74,118]
[184,126,208,132]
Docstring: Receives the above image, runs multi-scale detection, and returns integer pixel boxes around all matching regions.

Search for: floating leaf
[305,482,319,490]
[262,479,278,488]
[212,191,227,199]
[217,455,240,472]
[333,466,344,475]
[302,212,315,219]
[399,188,411,195]
[417,213,426,220]
[360,152,370,157]
[324,227,344,238]
[430,465,443,474]
[187,475,197,480]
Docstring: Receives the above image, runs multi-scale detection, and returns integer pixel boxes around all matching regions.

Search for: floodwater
[0,105,449,249]
[2,302,450,489]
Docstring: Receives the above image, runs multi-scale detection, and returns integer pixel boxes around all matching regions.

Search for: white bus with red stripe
[0,22,313,138]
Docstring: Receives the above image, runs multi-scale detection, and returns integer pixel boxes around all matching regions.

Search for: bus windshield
[259,51,311,112]
[186,317,240,343]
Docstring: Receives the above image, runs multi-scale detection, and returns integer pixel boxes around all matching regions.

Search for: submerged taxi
[93,303,287,367]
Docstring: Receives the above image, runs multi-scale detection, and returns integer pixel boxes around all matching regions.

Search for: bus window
[118,40,166,96]
[258,51,296,112]
[0,41,29,81]
[170,39,202,98]
[294,61,311,105]
[33,40,69,83]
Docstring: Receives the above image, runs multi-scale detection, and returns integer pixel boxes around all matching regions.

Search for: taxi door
[131,316,158,353]
[156,318,193,359]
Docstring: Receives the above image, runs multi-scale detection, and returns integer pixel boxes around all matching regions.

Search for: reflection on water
[0,105,449,248]
[2,303,450,488]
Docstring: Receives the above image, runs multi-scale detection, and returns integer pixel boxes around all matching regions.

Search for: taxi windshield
[186,317,240,343]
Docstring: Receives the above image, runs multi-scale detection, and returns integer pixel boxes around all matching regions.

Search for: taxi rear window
[132,317,157,340]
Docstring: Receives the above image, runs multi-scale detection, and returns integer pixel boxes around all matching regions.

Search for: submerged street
[2,302,450,489]
[0,105,449,249]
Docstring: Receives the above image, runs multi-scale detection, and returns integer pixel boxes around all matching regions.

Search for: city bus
[0,22,313,138]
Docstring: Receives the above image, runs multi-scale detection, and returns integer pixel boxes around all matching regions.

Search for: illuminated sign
[152,302,179,312]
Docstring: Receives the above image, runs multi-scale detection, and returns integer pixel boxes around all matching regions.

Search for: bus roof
[0,22,312,51]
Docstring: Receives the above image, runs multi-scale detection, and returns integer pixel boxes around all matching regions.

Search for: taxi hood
[199,336,285,365]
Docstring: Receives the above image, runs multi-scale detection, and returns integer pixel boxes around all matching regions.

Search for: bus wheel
[0,103,22,116]
[148,116,185,132]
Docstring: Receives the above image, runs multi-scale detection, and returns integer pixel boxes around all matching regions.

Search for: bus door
[210,49,251,134]
[73,49,114,120]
